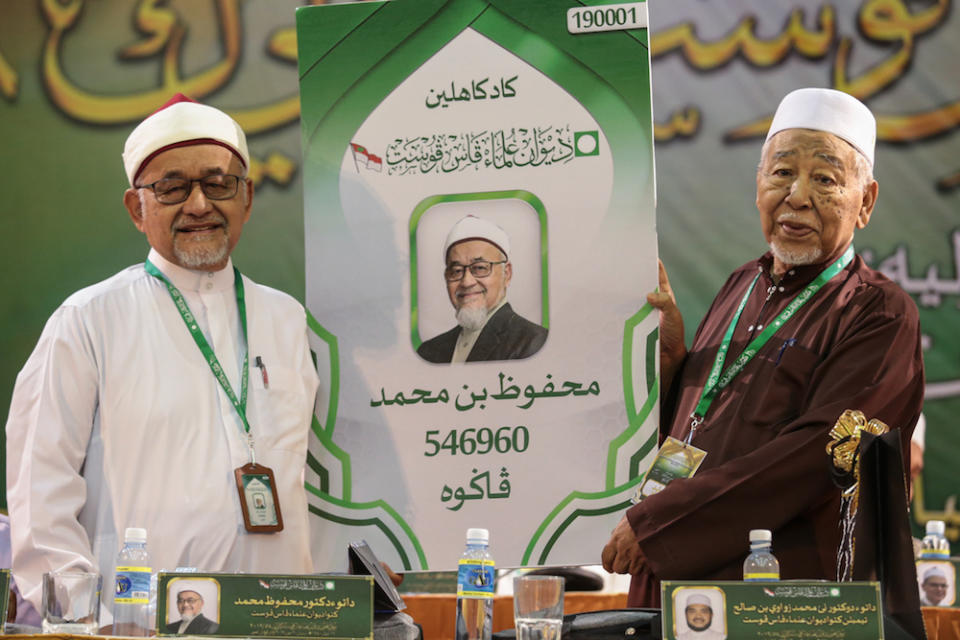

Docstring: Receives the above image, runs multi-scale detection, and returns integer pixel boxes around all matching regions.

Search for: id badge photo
[632,436,707,503]
[234,463,284,533]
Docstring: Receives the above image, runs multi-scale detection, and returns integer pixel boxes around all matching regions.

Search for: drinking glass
[513,575,564,640]
[41,571,101,635]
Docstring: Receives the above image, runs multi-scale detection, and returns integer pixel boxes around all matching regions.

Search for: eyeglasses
[177,597,201,604]
[137,174,243,205]
[444,260,507,282]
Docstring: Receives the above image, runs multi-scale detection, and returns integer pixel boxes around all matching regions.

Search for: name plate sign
[0,569,9,624]
[661,581,882,640]
[157,573,373,640]
[916,557,960,607]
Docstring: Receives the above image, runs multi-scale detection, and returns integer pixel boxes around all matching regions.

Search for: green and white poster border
[297,0,659,571]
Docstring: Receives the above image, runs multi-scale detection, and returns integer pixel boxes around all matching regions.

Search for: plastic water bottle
[920,520,951,559]
[743,529,780,581]
[114,527,151,636]
[455,528,495,640]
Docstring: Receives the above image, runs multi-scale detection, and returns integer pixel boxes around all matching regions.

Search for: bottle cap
[749,529,772,543]
[124,527,147,543]
[927,520,946,536]
[466,528,489,544]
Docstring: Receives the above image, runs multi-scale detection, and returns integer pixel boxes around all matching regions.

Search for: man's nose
[459,268,478,287]
[181,181,212,213]
[786,176,812,208]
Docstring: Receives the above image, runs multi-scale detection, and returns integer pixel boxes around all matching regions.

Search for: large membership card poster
[297,0,659,572]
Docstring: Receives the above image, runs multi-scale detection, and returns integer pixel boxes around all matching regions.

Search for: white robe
[677,627,726,640]
[6,249,320,617]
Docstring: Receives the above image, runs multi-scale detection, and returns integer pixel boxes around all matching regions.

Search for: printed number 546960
[424,426,529,456]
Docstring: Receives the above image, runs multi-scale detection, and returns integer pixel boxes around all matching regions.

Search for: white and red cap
[443,215,510,260]
[122,93,249,186]
[685,594,712,608]
[923,566,947,582]
[765,88,876,168]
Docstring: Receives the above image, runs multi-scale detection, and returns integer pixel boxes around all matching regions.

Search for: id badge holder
[234,463,284,533]
[632,436,707,503]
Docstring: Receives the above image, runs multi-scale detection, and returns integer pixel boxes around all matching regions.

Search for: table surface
[4,602,958,639]
[402,592,623,640]
[920,606,960,640]
[402,595,960,640]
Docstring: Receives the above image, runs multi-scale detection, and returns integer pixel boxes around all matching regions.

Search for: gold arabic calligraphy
[0,0,952,186]
[712,0,956,143]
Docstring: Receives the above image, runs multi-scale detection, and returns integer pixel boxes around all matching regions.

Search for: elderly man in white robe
[6,94,319,628]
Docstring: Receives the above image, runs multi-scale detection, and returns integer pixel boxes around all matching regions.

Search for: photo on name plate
[164,577,222,636]
[671,586,728,640]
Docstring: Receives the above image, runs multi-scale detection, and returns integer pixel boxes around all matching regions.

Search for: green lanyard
[687,245,854,443]
[144,259,255,463]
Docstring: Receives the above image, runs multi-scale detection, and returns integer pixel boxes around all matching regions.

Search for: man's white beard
[768,212,827,268]
[768,239,823,269]
[138,191,231,270]
[456,306,488,331]
[174,231,230,270]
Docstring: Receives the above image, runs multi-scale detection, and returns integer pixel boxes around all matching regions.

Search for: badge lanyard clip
[685,414,704,446]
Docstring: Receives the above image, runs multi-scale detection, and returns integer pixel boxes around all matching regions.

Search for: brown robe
[626,249,924,607]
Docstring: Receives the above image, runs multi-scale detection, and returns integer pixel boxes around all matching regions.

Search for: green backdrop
[1,0,957,541]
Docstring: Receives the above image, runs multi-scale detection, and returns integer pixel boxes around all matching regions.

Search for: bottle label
[920,550,950,559]
[744,573,780,581]
[115,565,151,604]
[457,559,495,598]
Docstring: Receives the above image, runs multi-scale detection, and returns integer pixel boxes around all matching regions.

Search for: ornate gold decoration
[827,409,889,582]
[827,409,889,474]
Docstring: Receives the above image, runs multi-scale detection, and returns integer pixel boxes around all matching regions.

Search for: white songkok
[923,567,947,582]
[765,88,876,167]
[122,93,249,186]
[686,594,712,608]
[443,215,511,260]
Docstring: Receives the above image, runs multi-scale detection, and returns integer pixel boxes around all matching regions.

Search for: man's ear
[241,176,254,224]
[857,180,878,229]
[124,188,145,232]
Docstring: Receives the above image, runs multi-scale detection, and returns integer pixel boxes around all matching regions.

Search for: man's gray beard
[768,211,826,268]
[173,230,230,270]
[768,239,822,269]
[456,306,488,331]
[138,192,230,270]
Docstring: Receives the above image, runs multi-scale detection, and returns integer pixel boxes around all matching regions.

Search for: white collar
[147,248,235,293]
